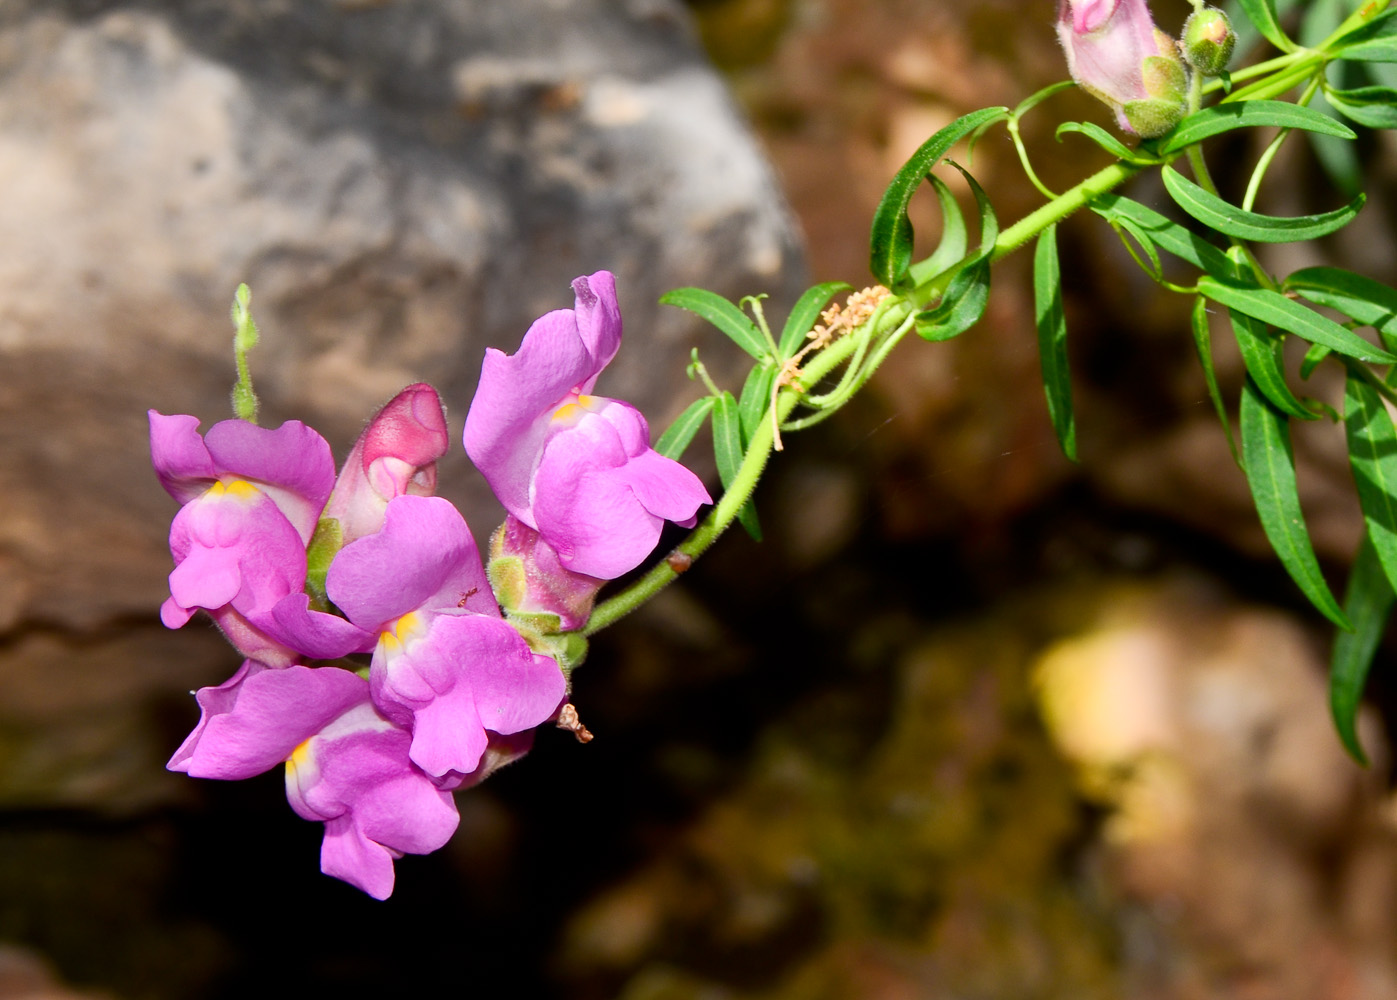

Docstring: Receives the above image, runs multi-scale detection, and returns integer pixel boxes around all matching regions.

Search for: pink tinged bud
[464,272,711,580]
[488,515,605,632]
[1057,0,1189,138]
[322,384,451,547]
[1182,7,1235,76]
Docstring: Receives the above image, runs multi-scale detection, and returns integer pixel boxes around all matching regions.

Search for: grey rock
[0,0,805,807]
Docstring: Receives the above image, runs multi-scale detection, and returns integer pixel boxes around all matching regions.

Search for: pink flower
[463,271,711,579]
[170,661,460,900]
[150,413,336,665]
[1058,0,1189,137]
[314,495,567,779]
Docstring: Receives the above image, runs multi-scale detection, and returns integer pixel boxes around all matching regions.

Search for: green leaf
[1198,275,1397,363]
[947,159,1000,250]
[1286,266,1397,347]
[1012,79,1077,118]
[1055,121,1156,162]
[660,288,769,361]
[1161,166,1364,242]
[908,176,968,287]
[1113,216,1164,277]
[1334,6,1397,60]
[1158,100,1356,153]
[1326,85,1397,128]
[777,282,852,360]
[1234,0,1296,52]
[1345,373,1397,591]
[738,361,777,443]
[1305,90,1364,198]
[916,256,991,341]
[1330,533,1393,765]
[1033,225,1076,461]
[869,106,1009,290]
[1240,378,1352,629]
[1220,248,1317,421]
[654,395,715,461]
[712,391,761,541]
[1300,342,1332,379]
[1191,296,1240,462]
[1091,194,1233,276]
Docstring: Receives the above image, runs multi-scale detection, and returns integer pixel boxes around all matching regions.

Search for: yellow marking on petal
[576,393,594,408]
[552,402,584,423]
[287,736,314,773]
[224,479,261,500]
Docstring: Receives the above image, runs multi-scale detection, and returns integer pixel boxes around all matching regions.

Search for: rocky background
[4,0,1397,998]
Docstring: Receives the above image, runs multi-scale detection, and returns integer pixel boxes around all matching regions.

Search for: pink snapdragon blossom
[1057,0,1189,138]
[150,413,336,665]
[464,271,711,580]
[170,661,459,900]
[322,383,450,546]
[311,494,567,779]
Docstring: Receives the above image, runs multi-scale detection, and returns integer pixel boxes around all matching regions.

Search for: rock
[0,0,804,808]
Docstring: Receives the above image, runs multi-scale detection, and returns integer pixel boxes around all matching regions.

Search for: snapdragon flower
[281,494,568,779]
[169,661,459,899]
[150,413,336,665]
[464,271,711,580]
[1057,0,1189,138]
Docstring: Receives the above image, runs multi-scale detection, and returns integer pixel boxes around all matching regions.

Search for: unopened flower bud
[1058,0,1190,138]
[488,515,604,632]
[1181,7,1235,76]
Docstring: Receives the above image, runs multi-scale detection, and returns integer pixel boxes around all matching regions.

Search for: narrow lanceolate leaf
[916,256,990,341]
[1056,121,1158,162]
[712,390,762,541]
[869,106,1009,290]
[655,396,715,461]
[1235,0,1296,52]
[1198,275,1397,363]
[1285,265,1397,346]
[737,361,777,443]
[1161,166,1365,243]
[1158,100,1356,153]
[908,176,968,287]
[660,288,769,361]
[1240,378,1352,629]
[1034,225,1076,461]
[1091,194,1232,277]
[1330,534,1394,765]
[1221,247,1317,421]
[947,160,1000,251]
[1327,85,1397,128]
[1300,342,1332,380]
[778,282,852,360]
[1191,296,1239,462]
[1344,373,1397,591]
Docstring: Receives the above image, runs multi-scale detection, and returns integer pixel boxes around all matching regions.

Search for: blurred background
[4,0,1397,997]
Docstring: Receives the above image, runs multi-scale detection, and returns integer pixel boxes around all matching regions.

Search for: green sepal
[487,553,528,613]
[304,517,343,609]
[516,626,589,678]
[1239,377,1352,630]
[1123,96,1187,139]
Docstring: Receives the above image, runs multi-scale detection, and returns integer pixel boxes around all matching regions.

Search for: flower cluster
[154,272,710,898]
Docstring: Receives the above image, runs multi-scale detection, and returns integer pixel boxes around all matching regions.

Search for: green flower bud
[1182,7,1235,76]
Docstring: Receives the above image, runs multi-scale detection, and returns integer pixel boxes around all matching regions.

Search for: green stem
[582,304,904,636]
[988,160,1144,266]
